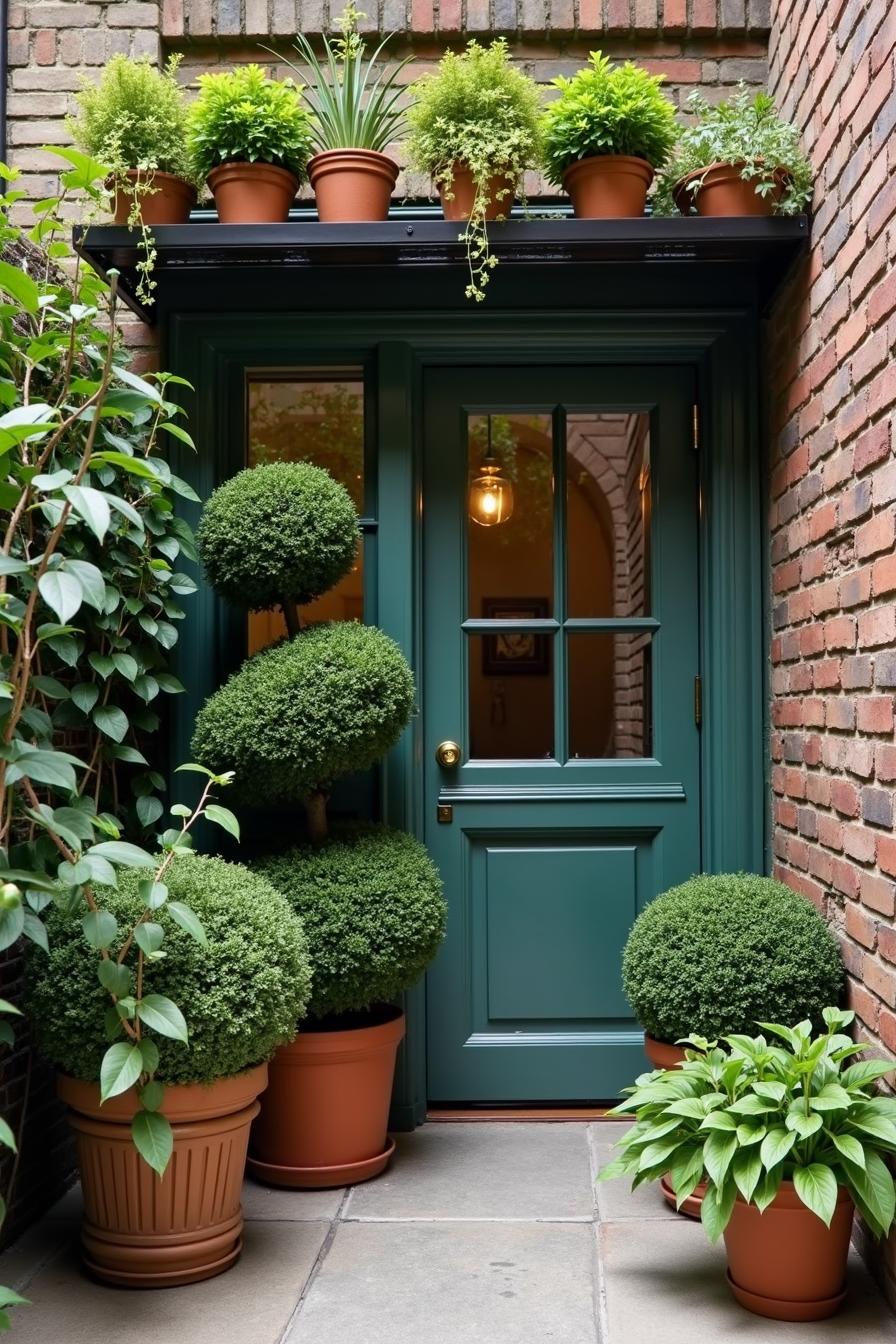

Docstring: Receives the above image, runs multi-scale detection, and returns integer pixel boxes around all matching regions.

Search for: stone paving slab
[289,1219,598,1344]
[345,1121,594,1221]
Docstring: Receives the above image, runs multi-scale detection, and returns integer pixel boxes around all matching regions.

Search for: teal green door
[422,364,701,1102]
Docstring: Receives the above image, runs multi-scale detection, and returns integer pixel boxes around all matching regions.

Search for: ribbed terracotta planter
[562,155,654,218]
[724,1181,854,1321]
[438,163,515,221]
[673,161,790,217]
[207,162,298,224]
[248,1007,404,1188]
[110,169,196,226]
[58,1064,267,1288]
[308,149,398,222]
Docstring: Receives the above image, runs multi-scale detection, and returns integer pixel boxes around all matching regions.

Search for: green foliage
[186,64,315,182]
[197,462,359,611]
[622,873,843,1044]
[67,54,192,180]
[407,39,542,302]
[191,622,415,807]
[277,5,410,153]
[26,851,311,1089]
[542,51,678,184]
[602,1009,896,1240]
[255,824,446,1017]
[653,88,813,217]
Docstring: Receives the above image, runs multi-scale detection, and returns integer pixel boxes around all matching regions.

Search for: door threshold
[426,1106,625,1121]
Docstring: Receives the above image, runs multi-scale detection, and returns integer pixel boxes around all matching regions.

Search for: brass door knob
[435,740,462,768]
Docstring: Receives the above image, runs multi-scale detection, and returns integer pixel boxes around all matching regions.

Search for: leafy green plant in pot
[273,4,411,221]
[542,51,677,218]
[654,88,812,218]
[25,775,312,1287]
[186,64,314,224]
[406,38,542,302]
[622,873,842,1215]
[191,461,446,1186]
[600,1009,896,1321]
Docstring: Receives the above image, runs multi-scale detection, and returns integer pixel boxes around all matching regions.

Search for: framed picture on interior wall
[482,597,551,675]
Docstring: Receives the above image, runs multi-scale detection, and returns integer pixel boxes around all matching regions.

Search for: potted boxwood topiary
[186,64,314,223]
[68,53,196,226]
[406,38,542,301]
[542,51,678,218]
[191,461,445,1186]
[623,872,843,1216]
[25,775,311,1287]
[601,1010,896,1322]
[655,88,812,218]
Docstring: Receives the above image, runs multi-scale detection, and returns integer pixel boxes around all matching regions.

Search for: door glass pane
[246,370,365,654]
[566,412,651,618]
[467,413,553,618]
[568,632,653,758]
[468,633,554,760]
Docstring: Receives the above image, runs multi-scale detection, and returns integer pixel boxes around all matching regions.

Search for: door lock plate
[437,804,453,824]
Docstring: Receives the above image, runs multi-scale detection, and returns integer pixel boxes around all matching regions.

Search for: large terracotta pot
[643,1034,685,1070]
[58,1064,267,1288]
[562,154,654,218]
[207,162,298,224]
[248,1007,404,1188]
[724,1181,854,1321]
[110,169,196,226]
[308,149,399,222]
[673,161,790,217]
[438,163,515,221]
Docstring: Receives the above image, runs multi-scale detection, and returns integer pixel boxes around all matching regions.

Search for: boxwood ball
[25,856,312,1086]
[197,461,359,611]
[622,872,843,1045]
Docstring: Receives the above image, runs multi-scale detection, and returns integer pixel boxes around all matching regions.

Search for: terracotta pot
[438,163,515,222]
[308,149,399,223]
[58,1064,267,1288]
[207,162,298,224]
[724,1181,854,1321]
[248,1007,405,1188]
[673,161,790,217]
[643,1034,686,1070]
[660,1173,707,1218]
[562,155,654,218]
[110,169,196,226]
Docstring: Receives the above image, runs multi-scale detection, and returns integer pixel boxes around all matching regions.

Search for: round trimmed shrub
[25,855,312,1086]
[197,462,359,611]
[191,621,415,807]
[622,873,843,1044]
[254,825,446,1018]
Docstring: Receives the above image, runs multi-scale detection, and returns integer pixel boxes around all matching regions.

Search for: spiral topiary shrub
[197,462,359,614]
[622,873,843,1044]
[192,621,415,811]
[254,825,447,1018]
[26,855,312,1085]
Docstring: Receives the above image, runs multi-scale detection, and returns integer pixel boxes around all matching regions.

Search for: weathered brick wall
[766,0,896,1304]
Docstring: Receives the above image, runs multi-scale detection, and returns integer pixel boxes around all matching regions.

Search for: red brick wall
[766,0,896,1304]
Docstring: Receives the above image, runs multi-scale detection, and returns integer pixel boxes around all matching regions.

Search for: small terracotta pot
[562,155,654,218]
[672,161,790,217]
[110,169,196,226]
[308,149,399,223]
[248,1007,405,1188]
[724,1181,854,1321]
[207,162,299,224]
[438,163,515,222]
[660,1173,707,1218]
[643,1034,686,1070]
[58,1064,267,1288]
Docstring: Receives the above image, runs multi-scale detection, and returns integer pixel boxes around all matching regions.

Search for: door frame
[165,306,766,1127]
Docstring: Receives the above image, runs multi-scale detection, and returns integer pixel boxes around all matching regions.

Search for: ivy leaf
[137,994,188,1042]
[132,1108,172,1176]
[71,682,99,714]
[100,1041,143,1102]
[111,652,138,682]
[136,795,164,827]
[37,571,82,624]
[92,705,128,742]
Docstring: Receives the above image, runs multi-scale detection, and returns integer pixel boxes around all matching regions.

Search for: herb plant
[186,64,315,182]
[542,51,678,185]
[407,39,542,302]
[275,5,410,154]
[602,1009,896,1241]
[68,54,192,181]
[654,88,813,216]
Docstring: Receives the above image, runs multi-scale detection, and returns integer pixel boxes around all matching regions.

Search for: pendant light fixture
[468,416,514,527]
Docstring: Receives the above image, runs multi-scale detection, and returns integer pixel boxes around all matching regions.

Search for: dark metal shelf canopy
[74,214,809,324]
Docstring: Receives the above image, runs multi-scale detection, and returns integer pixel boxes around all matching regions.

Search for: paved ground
[2,1122,893,1343]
